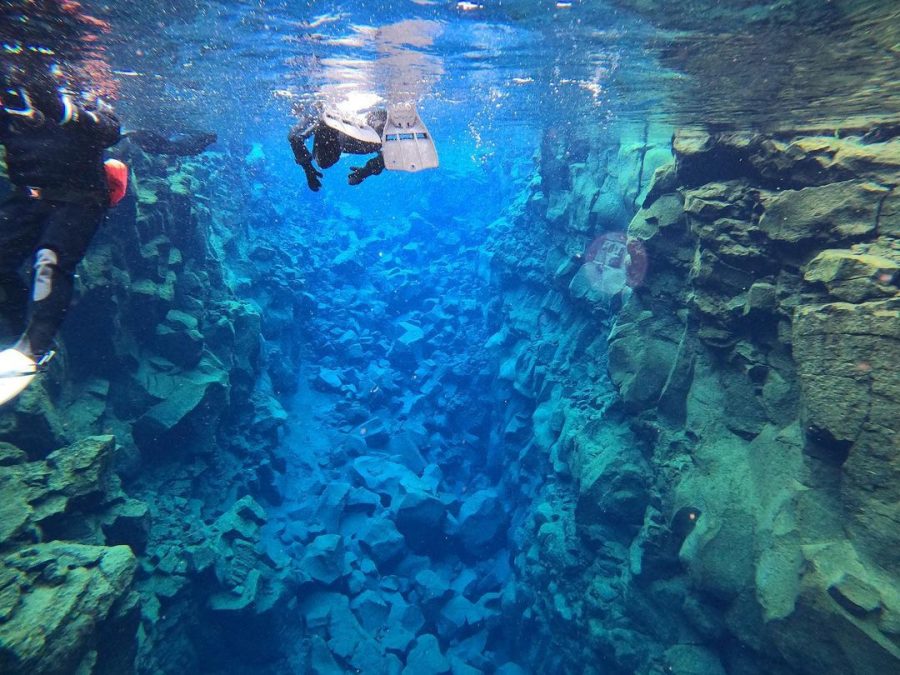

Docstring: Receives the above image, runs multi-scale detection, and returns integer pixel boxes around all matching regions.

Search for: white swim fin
[0,348,38,406]
[381,104,439,172]
[320,109,382,145]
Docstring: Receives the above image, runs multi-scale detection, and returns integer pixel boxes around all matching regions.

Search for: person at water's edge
[289,108,387,192]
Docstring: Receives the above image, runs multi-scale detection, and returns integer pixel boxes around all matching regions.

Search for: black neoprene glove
[348,166,367,186]
[304,164,324,192]
[348,156,384,186]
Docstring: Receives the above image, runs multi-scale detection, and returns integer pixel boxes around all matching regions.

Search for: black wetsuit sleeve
[0,98,12,139]
[128,130,217,156]
[288,118,318,166]
[127,130,166,153]
[168,132,216,155]
[366,153,385,175]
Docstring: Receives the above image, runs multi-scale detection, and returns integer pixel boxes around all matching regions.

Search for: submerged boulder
[357,518,407,567]
[302,534,349,585]
[154,309,205,368]
[0,543,138,675]
[403,634,450,675]
[315,368,344,393]
[455,489,509,556]
[393,489,447,553]
[804,249,898,303]
[132,356,229,456]
[0,435,127,544]
[758,181,886,246]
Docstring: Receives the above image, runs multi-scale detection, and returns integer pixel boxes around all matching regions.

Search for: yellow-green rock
[804,249,898,302]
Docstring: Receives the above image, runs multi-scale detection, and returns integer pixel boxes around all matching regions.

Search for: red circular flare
[625,238,648,288]
[585,232,648,290]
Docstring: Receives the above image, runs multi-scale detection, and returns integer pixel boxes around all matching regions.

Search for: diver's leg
[17,200,106,357]
[170,132,217,156]
[128,130,216,156]
[0,197,44,344]
[312,128,341,168]
[127,129,168,154]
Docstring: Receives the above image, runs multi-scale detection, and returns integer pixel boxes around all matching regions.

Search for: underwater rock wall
[616,128,900,675]
[489,123,899,674]
[0,144,296,673]
[485,124,679,673]
[0,436,141,674]
[97,147,303,673]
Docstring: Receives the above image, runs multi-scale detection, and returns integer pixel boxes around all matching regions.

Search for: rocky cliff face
[619,129,899,674]
[0,435,140,674]
[0,142,295,673]
[487,124,899,673]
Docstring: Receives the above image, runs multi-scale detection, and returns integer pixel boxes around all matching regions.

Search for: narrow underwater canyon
[1,118,898,675]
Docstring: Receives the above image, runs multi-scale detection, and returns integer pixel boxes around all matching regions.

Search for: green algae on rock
[0,436,141,675]
[481,117,899,674]
[609,126,900,674]
[0,543,139,675]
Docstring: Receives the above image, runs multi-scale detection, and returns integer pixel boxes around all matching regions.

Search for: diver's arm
[66,104,122,147]
[125,130,167,153]
[348,152,385,186]
[127,130,217,156]
[288,120,317,167]
[81,108,122,147]
[369,152,385,174]
[169,132,216,155]
[289,119,324,192]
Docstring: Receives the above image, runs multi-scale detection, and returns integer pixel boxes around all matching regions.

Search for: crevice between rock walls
[247,209,534,673]
[489,123,899,674]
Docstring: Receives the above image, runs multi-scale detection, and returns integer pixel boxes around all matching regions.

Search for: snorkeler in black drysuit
[0,68,121,368]
[288,106,387,192]
[0,66,218,403]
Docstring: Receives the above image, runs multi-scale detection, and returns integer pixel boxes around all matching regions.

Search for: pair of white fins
[322,103,439,172]
[0,349,39,406]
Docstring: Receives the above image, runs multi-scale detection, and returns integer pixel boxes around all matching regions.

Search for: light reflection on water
[3,1,898,134]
